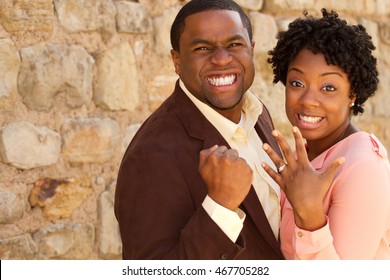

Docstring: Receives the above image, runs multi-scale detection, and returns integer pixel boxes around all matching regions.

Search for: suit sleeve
[114,148,246,259]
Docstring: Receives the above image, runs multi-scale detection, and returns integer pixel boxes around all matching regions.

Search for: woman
[262,9,390,259]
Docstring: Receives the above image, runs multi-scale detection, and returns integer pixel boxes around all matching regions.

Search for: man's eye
[195,46,210,51]
[229,43,241,48]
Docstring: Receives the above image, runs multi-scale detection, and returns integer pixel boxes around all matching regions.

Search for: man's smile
[207,74,237,86]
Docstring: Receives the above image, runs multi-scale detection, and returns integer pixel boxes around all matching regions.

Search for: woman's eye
[322,85,336,91]
[290,80,303,88]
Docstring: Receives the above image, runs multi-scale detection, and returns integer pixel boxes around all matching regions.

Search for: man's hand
[199,145,253,211]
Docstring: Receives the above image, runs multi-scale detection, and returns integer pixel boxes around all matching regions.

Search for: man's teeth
[299,114,322,123]
[208,75,235,86]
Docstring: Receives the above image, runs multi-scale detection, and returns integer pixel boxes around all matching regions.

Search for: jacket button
[220,254,229,260]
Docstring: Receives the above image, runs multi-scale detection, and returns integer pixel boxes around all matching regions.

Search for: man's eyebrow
[190,38,211,46]
[190,35,247,46]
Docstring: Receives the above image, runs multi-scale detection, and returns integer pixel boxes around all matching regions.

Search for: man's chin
[210,98,243,111]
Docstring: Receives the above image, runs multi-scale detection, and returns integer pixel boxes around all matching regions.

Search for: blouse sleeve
[292,140,390,259]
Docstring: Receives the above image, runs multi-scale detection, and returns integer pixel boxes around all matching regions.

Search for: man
[115,0,283,259]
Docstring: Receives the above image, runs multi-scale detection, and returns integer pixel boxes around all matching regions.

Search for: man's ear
[170,49,180,75]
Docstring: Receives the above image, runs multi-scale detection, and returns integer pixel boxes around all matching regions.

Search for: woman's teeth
[299,114,322,123]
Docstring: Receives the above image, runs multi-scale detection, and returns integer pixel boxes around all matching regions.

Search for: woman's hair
[268,8,379,115]
[170,0,252,52]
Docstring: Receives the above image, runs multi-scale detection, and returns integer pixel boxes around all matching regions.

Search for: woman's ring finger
[278,163,287,173]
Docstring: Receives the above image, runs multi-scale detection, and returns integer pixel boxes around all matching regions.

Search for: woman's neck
[306,123,359,161]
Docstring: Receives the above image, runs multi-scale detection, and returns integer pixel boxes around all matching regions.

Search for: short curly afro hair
[267,8,379,115]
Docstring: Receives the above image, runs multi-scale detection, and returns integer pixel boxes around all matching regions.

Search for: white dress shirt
[180,80,280,241]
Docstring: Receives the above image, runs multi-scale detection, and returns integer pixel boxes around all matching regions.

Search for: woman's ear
[349,93,357,107]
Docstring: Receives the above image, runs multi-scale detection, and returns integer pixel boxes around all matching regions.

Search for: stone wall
[0,0,389,260]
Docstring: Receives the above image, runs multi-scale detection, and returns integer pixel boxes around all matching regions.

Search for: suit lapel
[171,81,231,149]
[254,109,282,158]
[242,188,282,257]
[249,112,283,257]
[172,81,282,257]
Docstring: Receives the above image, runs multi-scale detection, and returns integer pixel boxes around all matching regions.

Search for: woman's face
[285,49,356,152]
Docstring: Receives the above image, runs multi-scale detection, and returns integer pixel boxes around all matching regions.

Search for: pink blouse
[280,132,390,259]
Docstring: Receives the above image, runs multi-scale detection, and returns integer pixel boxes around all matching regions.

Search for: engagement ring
[278,164,287,173]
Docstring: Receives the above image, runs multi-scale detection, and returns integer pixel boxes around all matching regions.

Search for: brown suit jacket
[115,80,284,259]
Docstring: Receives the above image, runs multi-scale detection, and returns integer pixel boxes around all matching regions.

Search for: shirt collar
[179,80,263,141]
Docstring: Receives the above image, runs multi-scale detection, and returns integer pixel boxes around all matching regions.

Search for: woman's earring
[350,102,355,107]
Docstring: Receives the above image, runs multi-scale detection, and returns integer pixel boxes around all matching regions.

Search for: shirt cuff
[294,216,334,257]
[202,195,245,243]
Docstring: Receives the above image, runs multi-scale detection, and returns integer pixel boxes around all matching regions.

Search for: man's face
[171,10,255,122]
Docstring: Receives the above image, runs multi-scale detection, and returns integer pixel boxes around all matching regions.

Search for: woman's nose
[299,87,320,107]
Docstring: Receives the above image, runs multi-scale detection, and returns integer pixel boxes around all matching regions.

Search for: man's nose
[210,47,233,65]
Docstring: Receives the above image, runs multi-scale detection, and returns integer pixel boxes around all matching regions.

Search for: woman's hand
[261,126,345,231]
